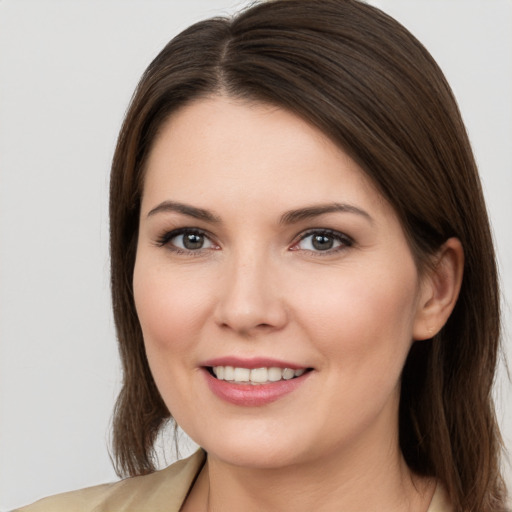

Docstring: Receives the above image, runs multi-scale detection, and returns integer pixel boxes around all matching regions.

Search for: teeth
[282,368,295,380]
[233,367,250,382]
[224,366,234,380]
[211,366,307,384]
[250,367,268,383]
[268,367,282,382]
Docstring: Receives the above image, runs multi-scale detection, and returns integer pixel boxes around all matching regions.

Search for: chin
[189,422,316,470]
[206,441,303,469]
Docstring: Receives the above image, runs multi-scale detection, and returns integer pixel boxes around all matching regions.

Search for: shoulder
[14,450,206,512]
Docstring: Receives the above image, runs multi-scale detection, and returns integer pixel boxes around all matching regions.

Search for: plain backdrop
[1,1,511,509]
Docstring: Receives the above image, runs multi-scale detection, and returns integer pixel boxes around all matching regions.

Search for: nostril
[256,323,274,329]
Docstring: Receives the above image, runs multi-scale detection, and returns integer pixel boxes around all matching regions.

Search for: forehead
[141,95,388,219]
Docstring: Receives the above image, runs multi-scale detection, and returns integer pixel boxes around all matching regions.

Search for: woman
[17,0,509,510]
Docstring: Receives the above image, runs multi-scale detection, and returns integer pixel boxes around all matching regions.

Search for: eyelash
[292,229,354,255]
[154,228,353,255]
[155,228,218,256]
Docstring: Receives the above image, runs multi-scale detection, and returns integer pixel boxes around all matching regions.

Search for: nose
[213,251,288,337]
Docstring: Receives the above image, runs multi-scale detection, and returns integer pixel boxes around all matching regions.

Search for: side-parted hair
[109,1,508,510]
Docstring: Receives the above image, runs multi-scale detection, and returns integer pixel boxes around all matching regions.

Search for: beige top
[15,450,453,512]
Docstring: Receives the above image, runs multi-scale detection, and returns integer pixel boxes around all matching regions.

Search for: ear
[413,237,464,340]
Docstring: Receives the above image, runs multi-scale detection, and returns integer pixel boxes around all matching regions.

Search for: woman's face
[134,96,427,469]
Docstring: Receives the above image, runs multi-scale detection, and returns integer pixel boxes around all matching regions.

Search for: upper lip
[201,357,308,370]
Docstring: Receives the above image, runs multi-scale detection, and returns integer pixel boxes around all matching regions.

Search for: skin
[133,96,463,511]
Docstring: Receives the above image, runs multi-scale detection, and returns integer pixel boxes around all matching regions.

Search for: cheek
[293,260,419,372]
[132,257,216,421]
[132,258,212,358]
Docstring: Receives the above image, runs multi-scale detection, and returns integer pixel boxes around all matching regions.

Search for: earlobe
[413,237,464,341]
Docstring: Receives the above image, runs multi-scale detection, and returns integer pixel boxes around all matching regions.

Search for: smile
[202,360,313,406]
[210,366,307,384]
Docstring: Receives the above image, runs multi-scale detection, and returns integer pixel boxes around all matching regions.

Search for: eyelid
[154,226,352,255]
[290,228,354,253]
[155,227,219,251]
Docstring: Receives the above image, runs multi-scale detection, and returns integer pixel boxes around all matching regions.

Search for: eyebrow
[147,201,221,223]
[280,203,373,225]
[146,200,373,225]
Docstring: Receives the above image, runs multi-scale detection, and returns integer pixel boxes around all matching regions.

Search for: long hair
[109,1,508,509]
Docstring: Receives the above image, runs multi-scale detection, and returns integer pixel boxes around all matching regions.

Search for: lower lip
[203,369,310,407]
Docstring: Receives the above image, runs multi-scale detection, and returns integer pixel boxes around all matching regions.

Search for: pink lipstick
[200,357,312,406]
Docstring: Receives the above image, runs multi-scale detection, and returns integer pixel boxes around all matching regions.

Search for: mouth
[206,365,312,385]
[201,359,314,406]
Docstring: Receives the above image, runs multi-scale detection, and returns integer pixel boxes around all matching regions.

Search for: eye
[156,228,217,252]
[291,229,353,253]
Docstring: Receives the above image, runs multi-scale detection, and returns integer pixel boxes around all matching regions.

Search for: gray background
[1,1,511,509]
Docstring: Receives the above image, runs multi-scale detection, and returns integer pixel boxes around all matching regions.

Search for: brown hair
[109,0,508,509]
